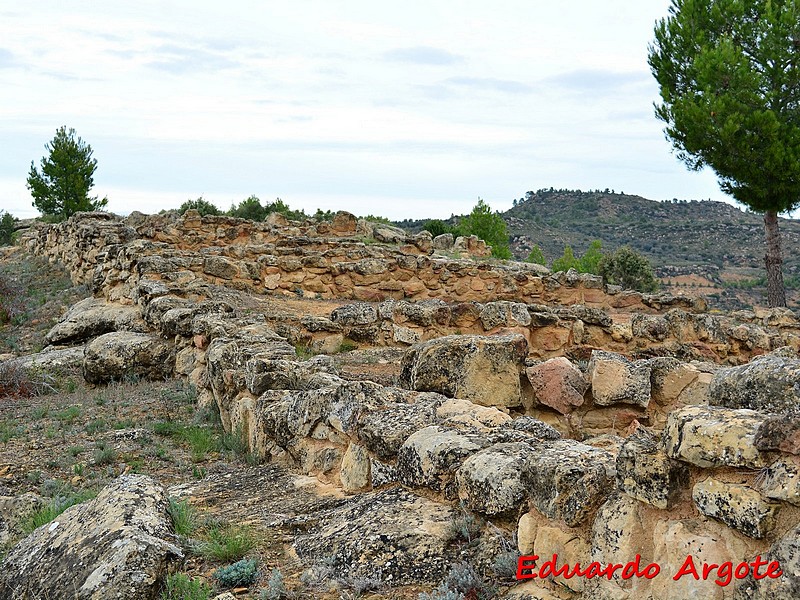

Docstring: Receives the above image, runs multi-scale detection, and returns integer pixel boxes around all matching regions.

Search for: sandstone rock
[631,313,669,341]
[0,474,182,599]
[203,255,239,279]
[525,357,588,414]
[760,456,800,506]
[0,492,43,547]
[504,416,562,440]
[755,412,800,455]
[532,525,591,593]
[480,301,532,330]
[389,299,451,326]
[522,439,614,527]
[397,425,487,497]
[45,298,147,345]
[83,331,174,384]
[664,405,769,469]
[709,352,800,413]
[373,223,408,244]
[649,357,701,406]
[291,486,463,585]
[331,211,357,234]
[588,350,651,408]
[455,442,531,515]
[7,346,85,373]
[432,233,454,250]
[245,355,338,396]
[652,520,736,600]
[399,334,528,408]
[300,315,342,332]
[330,302,378,326]
[590,494,649,596]
[357,395,442,460]
[616,427,688,509]
[692,478,780,539]
[340,443,371,493]
[392,325,420,345]
[734,522,800,599]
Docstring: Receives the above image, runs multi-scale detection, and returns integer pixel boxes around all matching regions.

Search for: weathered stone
[372,223,408,244]
[392,325,420,345]
[330,302,378,326]
[340,443,370,493]
[522,439,614,527]
[664,405,770,469]
[370,458,398,488]
[396,425,486,497]
[456,442,531,515]
[45,298,147,345]
[532,525,591,593]
[692,478,779,539]
[300,315,342,333]
[755,412,800,455]
[734,522,800,599]
[357,396,441,460]
[245,355,338,396]
[399,334,528,408]
[203,255,239,279]
[631,313,669,341]
[649,357,700,406]
[504,416,562,440]
[432,233,454,250]
[588,350,651,408]
[480,301,532,329]
[760,456,800,506]
[83,331,174,384]
[616,427,688,509]
[0,493,43,547]
[525,357,588,414]
[0,474,182,599]
[709,351,800,412]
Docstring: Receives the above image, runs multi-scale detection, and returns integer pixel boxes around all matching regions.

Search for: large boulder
[0,475,182,599]
[46,298,147,346]
[83,331,174,384]
[399,334,528,408]
[709,350,800,413]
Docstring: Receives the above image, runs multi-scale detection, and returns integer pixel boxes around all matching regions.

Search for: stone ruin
[1,209,799,599]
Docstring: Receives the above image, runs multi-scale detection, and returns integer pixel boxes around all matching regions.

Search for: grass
[22,488,97,534]
[56,405,81,426]
[93,443,117,466]
[199,523,256,562]
[168,498,197,536]
[182,426,219,463]
[0,420,22,443]
[160,573,212,600]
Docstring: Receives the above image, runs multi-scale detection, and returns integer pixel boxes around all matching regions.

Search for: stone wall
[18,210,800,598]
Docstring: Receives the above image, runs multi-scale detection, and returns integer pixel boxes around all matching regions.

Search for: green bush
[179,197,222,216]
[599,246,659,293]
[423,219,463,238]
[525,245,546,265]
[551,245,579,272]
[213,558,259,588]
[228,195,267,221]
[168,498,197,536]
[199,523,255,562]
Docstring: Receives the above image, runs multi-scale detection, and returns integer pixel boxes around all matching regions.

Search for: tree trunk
[764,210,787,308]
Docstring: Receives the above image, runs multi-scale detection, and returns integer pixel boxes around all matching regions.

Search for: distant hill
[398,189,800,310]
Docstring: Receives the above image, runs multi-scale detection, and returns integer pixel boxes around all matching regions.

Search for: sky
[0,0,737,220]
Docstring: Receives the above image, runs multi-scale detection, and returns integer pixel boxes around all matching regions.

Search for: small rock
[692,478,780,539]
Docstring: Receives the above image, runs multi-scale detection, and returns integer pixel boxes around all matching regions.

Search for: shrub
[22,489,96,533]
[525,245,546,265]
[0,363,57,398]
[213,558,259,588]
[599,246,659,293]
[260,568,288,600]
[446,509,484,544]
[578,239,604,274]
[551,245,579,273]
[179,197,222,216]
[228,195,268,221]
[160,573,212,600]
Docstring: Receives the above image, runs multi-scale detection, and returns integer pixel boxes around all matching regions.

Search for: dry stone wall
[16,210,800,598]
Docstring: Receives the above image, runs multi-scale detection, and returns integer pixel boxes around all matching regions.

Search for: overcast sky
[1,0,736,220]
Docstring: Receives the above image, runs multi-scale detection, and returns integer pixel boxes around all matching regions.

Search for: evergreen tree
[460,198,511,259]
[649,0,800,306]
[27,126,107,221]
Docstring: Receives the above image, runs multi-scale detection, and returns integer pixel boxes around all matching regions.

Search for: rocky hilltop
[0,209,799,599]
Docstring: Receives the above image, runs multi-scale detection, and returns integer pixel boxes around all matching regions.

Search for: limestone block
[734,522,800,599]
[760,456,800,505]
[330,302,378,326]
[396,425,487,497]
[83,331,174,384]
[436,398,512,431]
[203,255,238,279]
[649,357,700,406]
[393,325,420,345]
[0,475,182,599]
[755,412,800,455]
[525,357,588,414]
[664,405,769,469]
[709,351,800,413]
[480,301,532,329]
[588,350,651,408]
[693,478,779,539]
[340,443,371,493]
[522,439,614,527]
[356,397,441,460]
[455,442,531,515]
[399,334,527,408]
[616,428,689,509]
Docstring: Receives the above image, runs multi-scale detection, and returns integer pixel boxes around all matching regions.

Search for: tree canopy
[27,126,107,221]
[648,0,800,306]
[460,198,511,259]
